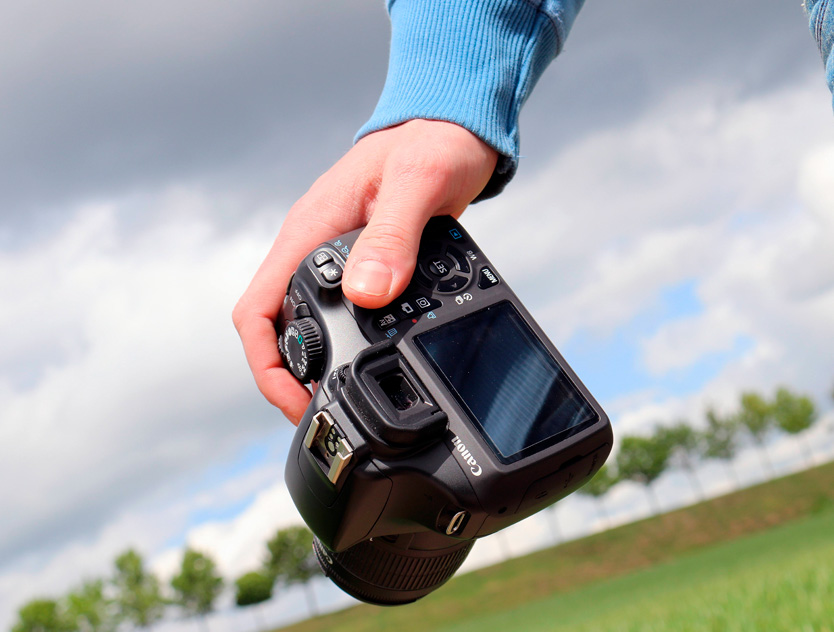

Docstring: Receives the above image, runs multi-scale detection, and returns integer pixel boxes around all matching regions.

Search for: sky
[2,0,834,629]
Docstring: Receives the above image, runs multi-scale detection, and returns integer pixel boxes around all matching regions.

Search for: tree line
[576,386,823,520]
[11,526,319,632]
[11,385,829,631]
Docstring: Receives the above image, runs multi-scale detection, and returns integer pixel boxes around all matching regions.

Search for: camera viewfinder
[377,371,420,412]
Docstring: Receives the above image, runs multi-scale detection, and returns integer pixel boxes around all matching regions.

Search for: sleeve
[355,0,586,200]
[806,0,834,109]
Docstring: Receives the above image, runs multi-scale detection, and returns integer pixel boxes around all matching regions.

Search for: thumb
[342,200,436,309]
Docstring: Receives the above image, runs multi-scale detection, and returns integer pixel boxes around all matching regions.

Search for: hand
[233,120,498,424]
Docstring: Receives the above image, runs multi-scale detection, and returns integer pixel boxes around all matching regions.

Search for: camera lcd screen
[415,301,597,463]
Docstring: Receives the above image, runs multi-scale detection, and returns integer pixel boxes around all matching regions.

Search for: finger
[342,124,497,308]
[233,297,312,425]
[233,186,371,422]
[341,157,456,309]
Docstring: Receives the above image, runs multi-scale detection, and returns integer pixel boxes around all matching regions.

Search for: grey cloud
[0,1,389,239]
[519,0,822,169]
[0,206,299,568]
[0,394,288,568]
[2,0,822,243]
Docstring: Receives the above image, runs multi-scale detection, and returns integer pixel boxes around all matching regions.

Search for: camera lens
[313,533,474,605]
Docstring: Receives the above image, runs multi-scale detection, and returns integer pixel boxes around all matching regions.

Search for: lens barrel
[313,534,474,605]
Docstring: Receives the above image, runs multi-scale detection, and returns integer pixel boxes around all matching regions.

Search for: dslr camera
[277,217,612,605]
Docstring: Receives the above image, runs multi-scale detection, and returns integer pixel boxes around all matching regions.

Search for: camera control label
[450,435,482,477]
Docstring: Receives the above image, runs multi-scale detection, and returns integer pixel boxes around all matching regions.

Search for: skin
[232,119,499,425]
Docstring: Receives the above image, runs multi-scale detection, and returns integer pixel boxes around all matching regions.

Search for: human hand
[233,120,498,424]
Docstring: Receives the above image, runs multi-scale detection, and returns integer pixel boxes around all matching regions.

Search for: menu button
[478,266,500,289]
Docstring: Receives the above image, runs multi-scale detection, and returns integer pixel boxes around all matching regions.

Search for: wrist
[357,0,571,199]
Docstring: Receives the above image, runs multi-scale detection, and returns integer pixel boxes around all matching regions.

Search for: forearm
[357,0,586,199]
[806,0,834,106]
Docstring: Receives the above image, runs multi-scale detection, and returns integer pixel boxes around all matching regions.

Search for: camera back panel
[279,216,612,553]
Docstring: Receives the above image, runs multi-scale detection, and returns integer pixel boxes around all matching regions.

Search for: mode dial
[279,317,325,383]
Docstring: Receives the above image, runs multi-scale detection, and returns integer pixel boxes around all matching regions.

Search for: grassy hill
[277,460,834,632]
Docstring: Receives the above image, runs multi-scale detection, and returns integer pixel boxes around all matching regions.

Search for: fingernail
[347,260,393,297]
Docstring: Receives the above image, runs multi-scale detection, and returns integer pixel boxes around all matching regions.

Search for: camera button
[374,312,400,330]
[313,250,334,267]
[477,266,500,289]
[319,263,343,284]
[428,256,453,278]
[397,300,417,318]
[445,246,470,273]
[413,296,441,313]
[437,275,468,293]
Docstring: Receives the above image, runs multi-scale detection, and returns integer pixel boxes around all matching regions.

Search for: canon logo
[450,435,482,477]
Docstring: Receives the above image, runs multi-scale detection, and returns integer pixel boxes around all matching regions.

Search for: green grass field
[437,511,834,632]
[278,461,834,632]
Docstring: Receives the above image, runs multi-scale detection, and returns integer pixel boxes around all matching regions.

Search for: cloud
[0,190,296,568]
[464,57,834,445]
[640,306,747,376]
[4,0,834,629]
[175,479,302,580]
[798,143,834,225]
[0,1,389,231]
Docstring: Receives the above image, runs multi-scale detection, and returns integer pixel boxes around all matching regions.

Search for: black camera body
[278,217,612,605]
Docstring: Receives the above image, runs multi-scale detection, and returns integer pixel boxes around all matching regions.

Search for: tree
[65,580,115,632]
[12,599,75,632]
[577,464,618,527]
[772,387,818,467]
[12,599,73,632]
[235,571,273,631]
[702,408,741,488]
[171,548,223,631]
[615,435,670,515]
[736,391,776,476]
[655,421,705,501]
[112,549,166,630]
[265,526,320,615]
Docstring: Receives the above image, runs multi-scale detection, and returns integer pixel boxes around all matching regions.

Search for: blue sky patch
[562,279,753,412]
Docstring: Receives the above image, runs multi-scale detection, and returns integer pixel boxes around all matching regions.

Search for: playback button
[313,250,334,267]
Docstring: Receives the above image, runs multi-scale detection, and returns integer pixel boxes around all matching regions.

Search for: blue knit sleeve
[806,0,834,109]
[356,0,586,199]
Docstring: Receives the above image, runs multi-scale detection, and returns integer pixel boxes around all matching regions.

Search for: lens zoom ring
[315,537,474,604]
[345,540,470,591]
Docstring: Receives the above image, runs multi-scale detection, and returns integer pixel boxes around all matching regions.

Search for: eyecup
[313,535,474,606]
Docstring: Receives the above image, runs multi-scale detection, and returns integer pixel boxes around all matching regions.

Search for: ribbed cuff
[807,0,834,109]
[356,0,578,200]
